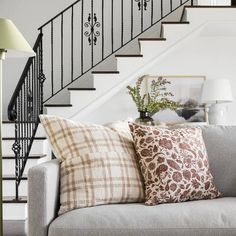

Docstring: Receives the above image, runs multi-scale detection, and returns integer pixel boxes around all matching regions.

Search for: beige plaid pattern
[39,115,144,214]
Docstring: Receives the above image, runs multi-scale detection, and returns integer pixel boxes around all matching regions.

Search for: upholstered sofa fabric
[28,160,60,236]
[48,198,236,236]
[201,126,236,197]
[28,125,236,236]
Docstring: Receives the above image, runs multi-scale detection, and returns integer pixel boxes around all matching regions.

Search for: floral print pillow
[129,123,221,205]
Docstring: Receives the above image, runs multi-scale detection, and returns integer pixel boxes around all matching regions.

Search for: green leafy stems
[127,75,180,116]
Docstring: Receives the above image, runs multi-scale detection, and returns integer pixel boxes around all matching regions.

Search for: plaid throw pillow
[39,115,144,214]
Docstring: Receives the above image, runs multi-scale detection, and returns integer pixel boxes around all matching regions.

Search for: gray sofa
[28,126,236,236]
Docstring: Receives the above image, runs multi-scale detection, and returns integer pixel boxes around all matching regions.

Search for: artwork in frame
[144,75,207,124]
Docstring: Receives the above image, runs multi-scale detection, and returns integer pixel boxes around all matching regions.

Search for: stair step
[3,201,27,220]
[115,54,143,57]
[44,104,72,107]
[2,121,14,124]
[68,88,96,91]
[45,105,74,116]
[138,38,167,41]
[3,196,27,203]
[184,6,236,8]
[3,176,28,196]
[2,137,46,140]
[2,154,47,160]
[116,54,144,73]
[3,175,27,181]
[3,121,38,124]
[91,71,120,74]
[162,21,190,24]
[3,154,48,175]
[3,138,47,156]
[2,122,46,137]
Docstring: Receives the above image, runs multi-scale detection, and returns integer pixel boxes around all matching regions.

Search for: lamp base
[208,103,227,125]
[0,49,6,60]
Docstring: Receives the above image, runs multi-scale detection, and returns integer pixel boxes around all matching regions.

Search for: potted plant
[127,75,179,125]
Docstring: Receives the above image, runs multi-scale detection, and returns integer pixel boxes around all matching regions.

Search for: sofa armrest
[28,159,60,236]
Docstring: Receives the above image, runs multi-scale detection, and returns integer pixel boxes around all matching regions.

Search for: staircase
[2,121,49,220]
[4,0,233,220]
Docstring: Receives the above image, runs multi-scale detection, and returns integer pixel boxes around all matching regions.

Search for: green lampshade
[0,18,35,58]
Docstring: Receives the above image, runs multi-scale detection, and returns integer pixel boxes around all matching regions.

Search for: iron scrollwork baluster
[12,117,21,200]
[135,0,150,11]
[27,89,33,118]
[84,13,101,45]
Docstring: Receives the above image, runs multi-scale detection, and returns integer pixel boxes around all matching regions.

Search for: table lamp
[201,79,233,125]
[0,18,35,234]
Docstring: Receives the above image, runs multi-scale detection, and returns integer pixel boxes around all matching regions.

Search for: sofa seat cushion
[49,197,236,236]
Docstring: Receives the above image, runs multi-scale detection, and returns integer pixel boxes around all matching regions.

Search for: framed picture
[144,75,207,124]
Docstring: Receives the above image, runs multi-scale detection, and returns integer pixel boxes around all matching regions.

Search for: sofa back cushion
[39,115,144,215]
[201,126,236,197]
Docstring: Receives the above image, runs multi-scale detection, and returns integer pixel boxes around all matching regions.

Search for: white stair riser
[116,58,143,75]
[2,140,48,156]
[162,24,190,42]
[140,41,167,57]
[3,159,37,176]
[198,0,230,5]
[186,9,236,25]
[93,74,119,90]
[2,124,15,138]
[3,203,27,220]
[2,123,45,138]
[3,180,27,196]
[46,107,73,117]
[69,91,100,110]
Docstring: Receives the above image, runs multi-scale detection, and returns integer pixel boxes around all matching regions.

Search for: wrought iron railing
[8,34,45,199]
[8,0,195,199]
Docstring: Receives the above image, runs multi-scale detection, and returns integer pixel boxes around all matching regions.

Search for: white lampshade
[0,18,35,58]
[201,79,234,104]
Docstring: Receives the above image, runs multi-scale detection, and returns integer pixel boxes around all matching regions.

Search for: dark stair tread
[115,54,143,57]
[2,121,14,124]
[3,196,27,203]
[3,121,39,124]
[3,175,27,181]
[138,38,167,41]
[68,88,96,91]
[184,6,236,8]
[3,154,46,160]
[162,21,190,24]
[92,71,120,74]
[44,104,72,107]
[3,137,46,140]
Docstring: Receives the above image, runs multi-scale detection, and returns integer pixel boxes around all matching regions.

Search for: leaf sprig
[127,75,180,115]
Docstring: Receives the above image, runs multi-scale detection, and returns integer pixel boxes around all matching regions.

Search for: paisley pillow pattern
[129,123,221,205]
